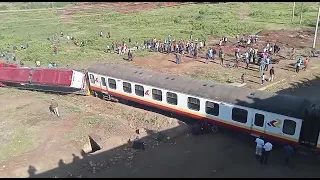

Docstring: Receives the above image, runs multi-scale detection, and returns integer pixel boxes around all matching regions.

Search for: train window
[205,101,219,116]
[123,82,132,93]
[166,92,177,105]
[152,89,162,101]
[254,114,264,127]
[108,78,117,89]
[188,97,200,111]
[101,77,106,86]
[232,108,248,123]
[283,119,296,135]
[135,85,144,97]
[89,74,95,84]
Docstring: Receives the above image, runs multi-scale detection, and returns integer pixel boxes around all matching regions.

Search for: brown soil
[0,91,184,177]
[61,2,190,23]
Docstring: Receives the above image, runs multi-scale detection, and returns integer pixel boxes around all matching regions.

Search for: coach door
[251,110,267,135]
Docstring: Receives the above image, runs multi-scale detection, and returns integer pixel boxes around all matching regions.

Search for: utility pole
[312,2,320,49]
[299,2,304,25]
[292,2,296,23]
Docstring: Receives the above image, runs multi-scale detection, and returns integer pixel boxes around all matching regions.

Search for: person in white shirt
[266,42,270,49]
[255,136,264,159]
[261,141,273,164]
[247,37,251,45]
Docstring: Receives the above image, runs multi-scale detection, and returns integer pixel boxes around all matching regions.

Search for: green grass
[64,104,83,113]
[81,116,103,127]
[0,128,34,161]
[0,2,318,67]
[0,2,75,11]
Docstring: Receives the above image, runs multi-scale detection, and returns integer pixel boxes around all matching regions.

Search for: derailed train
[87,63,320,152]
[1,62,320,152]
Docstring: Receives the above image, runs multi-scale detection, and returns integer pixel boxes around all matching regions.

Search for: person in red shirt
[53,46,57,54]
[121,45,124,55]
[115,41,118,48]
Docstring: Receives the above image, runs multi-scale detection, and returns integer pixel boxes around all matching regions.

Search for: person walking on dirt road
[303,57,309,71]
[296,57,302,73]
[264,56,270,71]
[269,67,275,82]
[175,53,181,64]
[245,51,249,69]
[219,48,225,66]
[128,50,133,61]
[261,73,266,85]
[259,59,265,75]
[241,73,245,84]
[50,98,60,117]
[235,46,240,60]
[205,52,210,64]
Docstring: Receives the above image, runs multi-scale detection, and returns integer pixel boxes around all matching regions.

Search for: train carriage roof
[88,63,313,119]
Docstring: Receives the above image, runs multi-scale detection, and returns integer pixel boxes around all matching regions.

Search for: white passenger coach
[87,63,320,152]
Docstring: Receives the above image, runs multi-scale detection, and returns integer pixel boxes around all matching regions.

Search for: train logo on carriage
[145,90,149,96]
[267,119,281,128]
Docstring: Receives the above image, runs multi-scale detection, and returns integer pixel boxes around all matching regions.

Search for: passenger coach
[87,63,320,152]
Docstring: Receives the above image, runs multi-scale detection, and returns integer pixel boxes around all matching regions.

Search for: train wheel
[211,125,219,133]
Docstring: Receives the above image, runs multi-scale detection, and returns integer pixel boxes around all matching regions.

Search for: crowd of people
[0,43,30,66]
[103,34,208,62]
[2,30,312,87]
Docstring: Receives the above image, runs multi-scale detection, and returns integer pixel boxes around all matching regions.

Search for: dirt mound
[257,29,314,49]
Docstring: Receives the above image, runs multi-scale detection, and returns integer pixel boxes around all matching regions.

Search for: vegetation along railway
[1,62,320,153]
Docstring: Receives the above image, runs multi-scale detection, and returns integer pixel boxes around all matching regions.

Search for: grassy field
[0,2,75,11]
[0,2,318,67]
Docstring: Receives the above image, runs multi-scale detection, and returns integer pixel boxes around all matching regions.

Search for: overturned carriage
[0,63,89,95]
